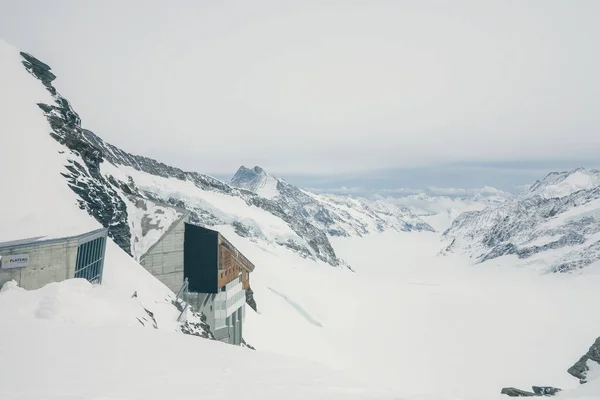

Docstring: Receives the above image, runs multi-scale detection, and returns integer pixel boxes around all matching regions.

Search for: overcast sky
[1,1,599,191]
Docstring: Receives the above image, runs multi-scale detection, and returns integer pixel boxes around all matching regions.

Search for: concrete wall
[0,238,79,290]
[139,215,187,292]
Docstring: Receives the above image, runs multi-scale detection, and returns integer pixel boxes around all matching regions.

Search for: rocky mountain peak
[231,165,280,199]
[232,165,268,185]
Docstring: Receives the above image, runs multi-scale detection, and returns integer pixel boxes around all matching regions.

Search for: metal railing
[173,277,190,322]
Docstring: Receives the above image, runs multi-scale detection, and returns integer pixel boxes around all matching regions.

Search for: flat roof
[0,228,108,251]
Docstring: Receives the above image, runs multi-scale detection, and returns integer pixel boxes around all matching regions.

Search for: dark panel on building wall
[184,223,218,293]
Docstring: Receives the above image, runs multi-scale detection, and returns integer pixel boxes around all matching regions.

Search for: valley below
[242,229,600,399]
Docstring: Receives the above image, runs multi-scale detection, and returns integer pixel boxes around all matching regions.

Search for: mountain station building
[139,212,255,345]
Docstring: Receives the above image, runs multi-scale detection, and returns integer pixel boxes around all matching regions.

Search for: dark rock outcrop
[500,386,562,397]
[500,336,600,397]
[180,310,215,340]
[245,286,258,312]
[532,386,561,396]
[20,52,132,254]
[20,52,56,87]
[568,336,600,383]
[501,387,536,397]
[241,338,256,350]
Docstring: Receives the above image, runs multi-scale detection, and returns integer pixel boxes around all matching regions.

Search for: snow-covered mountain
[21,54,431,271]
[442,168,600,273]
[230,165,281,199]
[231,165,434,239]
[13,51,341,268]
[3,40,600,400]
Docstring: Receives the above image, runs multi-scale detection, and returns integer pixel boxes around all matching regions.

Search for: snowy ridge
[525,168,600,199]
[0,40,100,243]
[14,50,345,267]
[442,168,600,272]
[231,165,435,237]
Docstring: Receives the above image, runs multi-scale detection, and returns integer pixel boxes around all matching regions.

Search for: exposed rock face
[241,338,256,350]
[20,52,56,87]
[500,336,600,397]
[568,336,600,383]
[500,386,562,397]
[532,386,561,396]
[245,287,258,312]
[230,166,277,198]
[442,169,600,273]
[20,52,132,254]
[501,387,536,397]
[180,310,215,340]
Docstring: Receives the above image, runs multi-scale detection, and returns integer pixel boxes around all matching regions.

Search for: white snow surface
[0,40,100,243]
[0,320,398,400]
[0,239,180,331]
[249,170,280,199]
[0,243,398,400]
[237,229,600,399]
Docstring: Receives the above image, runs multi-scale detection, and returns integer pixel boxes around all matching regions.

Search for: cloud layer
[1,1,599,175]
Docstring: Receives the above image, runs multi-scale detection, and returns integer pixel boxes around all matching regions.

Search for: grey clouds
[1,0,599,189]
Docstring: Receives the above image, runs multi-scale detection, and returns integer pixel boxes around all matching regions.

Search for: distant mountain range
[442,168,600,273]
[10,49,600,275]
[16,50,435,270]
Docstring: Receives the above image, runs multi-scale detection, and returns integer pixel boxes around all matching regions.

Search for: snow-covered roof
[0,40,101,243]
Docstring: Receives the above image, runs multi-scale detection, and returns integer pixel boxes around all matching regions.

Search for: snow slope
[0,40,99,242]
[101,161,311,261]
[0,273,397,400]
